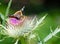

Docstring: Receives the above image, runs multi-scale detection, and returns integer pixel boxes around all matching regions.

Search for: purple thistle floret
[9,18,23,26]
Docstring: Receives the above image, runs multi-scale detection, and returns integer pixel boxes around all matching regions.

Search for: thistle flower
[0,8,47,38]
[6,11,37,38]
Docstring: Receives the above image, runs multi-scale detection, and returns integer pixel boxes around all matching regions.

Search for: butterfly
[7,6,26,26]
[8,6,25,20]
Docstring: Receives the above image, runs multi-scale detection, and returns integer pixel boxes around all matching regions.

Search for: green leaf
[5,0,12,18]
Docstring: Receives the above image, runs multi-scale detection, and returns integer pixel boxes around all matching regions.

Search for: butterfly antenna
[20,6,25,11]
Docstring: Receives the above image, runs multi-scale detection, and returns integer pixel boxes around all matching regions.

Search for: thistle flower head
[5,10,37,38]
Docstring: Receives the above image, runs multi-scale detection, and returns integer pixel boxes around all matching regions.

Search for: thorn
[14,39,19,44]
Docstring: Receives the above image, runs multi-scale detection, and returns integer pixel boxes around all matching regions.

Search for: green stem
[20,36,27,44]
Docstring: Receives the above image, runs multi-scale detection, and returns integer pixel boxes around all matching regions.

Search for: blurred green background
[0,0,60,44]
